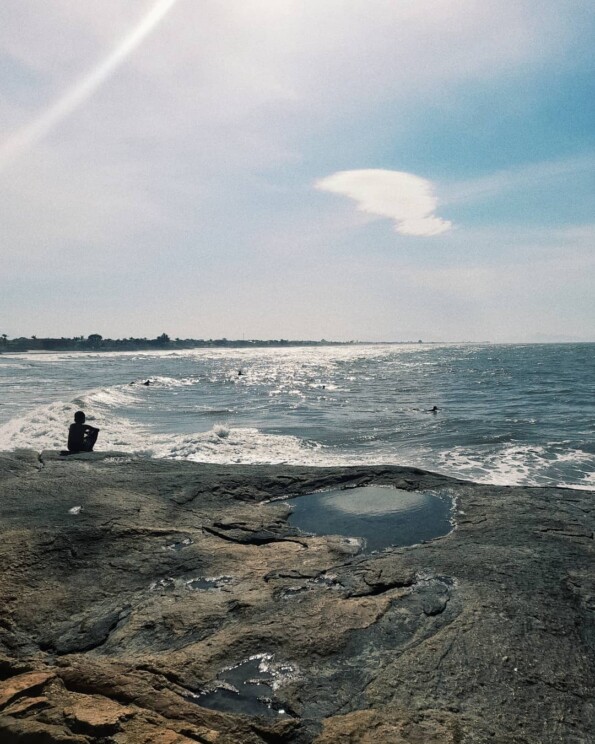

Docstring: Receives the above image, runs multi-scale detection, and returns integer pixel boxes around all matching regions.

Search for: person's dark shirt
[68,423,97,452]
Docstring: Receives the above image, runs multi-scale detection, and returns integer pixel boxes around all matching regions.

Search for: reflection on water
[288,485,453,552]
[192,655,293,718]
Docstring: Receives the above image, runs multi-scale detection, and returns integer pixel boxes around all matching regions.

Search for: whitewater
[0,343,593,490]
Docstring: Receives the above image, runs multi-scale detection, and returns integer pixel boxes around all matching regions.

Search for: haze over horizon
[1,0,593,343]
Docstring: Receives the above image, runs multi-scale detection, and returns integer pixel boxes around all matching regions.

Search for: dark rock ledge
[0,449,593,743]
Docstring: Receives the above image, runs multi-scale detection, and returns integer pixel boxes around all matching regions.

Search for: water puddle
[149,577,176,592]
[191,654,295,718]
[164,537,193,551]
[288,485,454,552]
[276,573,343,600]
[149,575,232,592]
[185,576,232,590]
[277,585,310,600]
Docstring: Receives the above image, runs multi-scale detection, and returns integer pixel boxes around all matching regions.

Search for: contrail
[0,0,179,173]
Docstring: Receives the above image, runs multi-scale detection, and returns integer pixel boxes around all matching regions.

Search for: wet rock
[41,606,129,654]
[204,520,305,545]
[0,451,593,743]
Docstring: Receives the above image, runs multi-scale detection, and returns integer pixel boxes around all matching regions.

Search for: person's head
[74,410,86,423]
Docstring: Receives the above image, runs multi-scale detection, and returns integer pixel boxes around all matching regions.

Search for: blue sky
[0,0,593,342]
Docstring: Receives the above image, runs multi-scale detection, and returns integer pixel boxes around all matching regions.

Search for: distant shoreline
[0,336,435,353]
[2,337,592,353]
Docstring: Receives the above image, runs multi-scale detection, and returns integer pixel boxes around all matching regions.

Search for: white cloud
[0,1,592,340]
[316,169,452,237]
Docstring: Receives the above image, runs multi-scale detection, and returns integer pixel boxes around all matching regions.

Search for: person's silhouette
[67,411,99,453]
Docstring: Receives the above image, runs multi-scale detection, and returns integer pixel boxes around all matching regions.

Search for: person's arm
[68,423,85,451]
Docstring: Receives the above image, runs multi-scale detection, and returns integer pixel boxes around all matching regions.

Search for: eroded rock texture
[0,450,593,743]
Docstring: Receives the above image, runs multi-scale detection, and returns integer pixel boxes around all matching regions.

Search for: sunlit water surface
[0,343,593,488]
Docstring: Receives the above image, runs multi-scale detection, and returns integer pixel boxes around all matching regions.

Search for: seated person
[67,411,99,453]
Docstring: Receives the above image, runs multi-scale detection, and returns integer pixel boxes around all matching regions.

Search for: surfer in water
[65,411,99,454]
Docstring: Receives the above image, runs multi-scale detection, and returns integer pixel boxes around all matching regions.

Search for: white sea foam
[0,395,144,452]
[0,382,332,465]
[145,426,327,465]
[1,344,593,489]
[436,443,595,490]
[574,471,595,490]
[2,390,593,481]
[73,385,140,409]
[132,375,199,388]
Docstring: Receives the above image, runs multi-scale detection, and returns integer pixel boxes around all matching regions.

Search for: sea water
[0,343,593,489]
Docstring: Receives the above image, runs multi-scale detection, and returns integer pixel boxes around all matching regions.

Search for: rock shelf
[0,449,593,743]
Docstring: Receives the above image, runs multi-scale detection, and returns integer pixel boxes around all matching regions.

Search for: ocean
[0,343,593,490]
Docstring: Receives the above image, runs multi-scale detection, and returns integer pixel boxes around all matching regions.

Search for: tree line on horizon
[0,333,352,352]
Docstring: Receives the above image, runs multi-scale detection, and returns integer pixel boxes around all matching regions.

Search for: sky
[0,0,593,343]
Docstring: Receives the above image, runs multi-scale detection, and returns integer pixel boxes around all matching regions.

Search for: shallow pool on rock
[288,485,453,552]
[192,655,294,718]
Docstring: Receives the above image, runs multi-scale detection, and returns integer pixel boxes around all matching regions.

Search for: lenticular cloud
[316,169,452,237]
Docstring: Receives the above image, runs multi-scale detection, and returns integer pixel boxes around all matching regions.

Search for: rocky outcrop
[0,449,593,743]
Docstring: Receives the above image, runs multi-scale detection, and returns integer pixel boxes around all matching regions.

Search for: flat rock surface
[0,449,593,743]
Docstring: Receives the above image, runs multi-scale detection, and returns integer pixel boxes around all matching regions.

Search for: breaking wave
[0,343,593,487]
[0,384,330,465]
[436,443,595,491]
